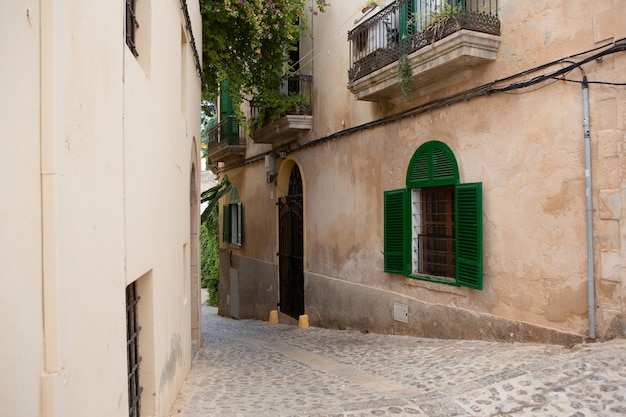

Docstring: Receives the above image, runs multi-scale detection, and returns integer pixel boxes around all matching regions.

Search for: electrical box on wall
[265,154,275,173]
[393,303,408,323]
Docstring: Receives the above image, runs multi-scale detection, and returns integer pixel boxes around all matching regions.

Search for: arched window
[384,141,483,289]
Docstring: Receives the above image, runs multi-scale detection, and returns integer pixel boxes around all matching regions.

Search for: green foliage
[398,53,413,101]
[200,0,328,109]
[252,90,311,131]
[411,0,466,38]
[201,206,220,307]
[423,1,464,29]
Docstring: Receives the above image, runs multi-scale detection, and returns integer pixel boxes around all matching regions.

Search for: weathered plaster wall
[218,0,626,342]
[305,272,584,345]
[297,84,594,338]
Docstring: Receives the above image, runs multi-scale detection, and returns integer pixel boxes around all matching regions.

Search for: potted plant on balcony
[361,0,380,14]
[252,90,311,132]
[420,0,466,44]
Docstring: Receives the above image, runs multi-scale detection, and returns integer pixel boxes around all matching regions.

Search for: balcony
[347,0,501,101]
[250,74,313,146]
[205,116,246,166]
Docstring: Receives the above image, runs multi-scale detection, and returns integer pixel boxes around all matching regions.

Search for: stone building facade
[209,0,626,344]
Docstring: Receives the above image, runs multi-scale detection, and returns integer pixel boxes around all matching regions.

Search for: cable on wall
[218,38,626,173]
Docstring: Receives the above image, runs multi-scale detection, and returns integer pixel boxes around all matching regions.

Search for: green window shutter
[236,202,243,245]
[406,141,459,188]
[453,0,467,12]
[219,80,234,118]
[399,0,415,40]
[219,80,239,143]
[432,146,456,180]
[384,188,409,274]
[407,151,429,184]
[455,182,483,290]
[227,118,240,144]
[222,203,231,243]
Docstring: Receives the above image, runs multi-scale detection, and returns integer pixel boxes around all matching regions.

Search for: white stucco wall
[0,1,202,416]
[0,2,44,416]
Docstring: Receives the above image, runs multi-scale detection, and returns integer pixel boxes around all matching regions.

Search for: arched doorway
[278,164,304,319]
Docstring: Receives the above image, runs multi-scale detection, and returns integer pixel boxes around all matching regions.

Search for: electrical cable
[218,39,626,173]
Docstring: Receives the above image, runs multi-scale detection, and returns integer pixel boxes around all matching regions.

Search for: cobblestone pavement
[170,300,626,417]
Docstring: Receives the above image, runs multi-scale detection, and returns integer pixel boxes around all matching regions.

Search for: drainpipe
[40,0,66,415]
[582,75,595,339]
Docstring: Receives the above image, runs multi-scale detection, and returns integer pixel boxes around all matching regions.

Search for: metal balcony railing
[250,74,313,129]
[206,115,245,150]
[348,0,500,83]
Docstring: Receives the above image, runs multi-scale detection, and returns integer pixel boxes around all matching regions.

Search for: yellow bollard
[269,310,279,324]
[298,314,309,329]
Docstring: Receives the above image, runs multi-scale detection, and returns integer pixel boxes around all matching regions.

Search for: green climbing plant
[201,205,220,306]
[200,0,329,111]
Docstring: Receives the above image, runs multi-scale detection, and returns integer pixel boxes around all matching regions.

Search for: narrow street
[170,293,626,417]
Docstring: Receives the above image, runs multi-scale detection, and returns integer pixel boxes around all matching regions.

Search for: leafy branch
[200,0,329,111]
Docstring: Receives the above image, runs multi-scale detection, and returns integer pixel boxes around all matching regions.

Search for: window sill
[405,274,469,296]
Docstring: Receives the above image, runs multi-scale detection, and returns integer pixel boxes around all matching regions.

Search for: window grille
[126,0,139,56]
[126,282,142,417]
[418,186,455,278]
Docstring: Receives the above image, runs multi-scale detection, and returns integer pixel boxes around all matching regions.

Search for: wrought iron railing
[250,74,313,129]
[348,0,500,83]
[206,115,245,150]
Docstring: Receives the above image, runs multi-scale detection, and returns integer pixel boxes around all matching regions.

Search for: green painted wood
[406,140,459,188]
[222,203,231,243]
[236,202,243,245]
[455,182,483,290]
[384,188,409,274]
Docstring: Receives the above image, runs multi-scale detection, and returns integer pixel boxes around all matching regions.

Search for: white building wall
[0,2,44,416]
[0,1,202,416]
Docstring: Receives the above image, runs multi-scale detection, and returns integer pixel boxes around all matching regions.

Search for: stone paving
[170,298,626,417]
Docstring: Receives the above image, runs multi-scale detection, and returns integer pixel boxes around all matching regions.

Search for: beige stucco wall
[0,1,202,416]
[219,0,626,342]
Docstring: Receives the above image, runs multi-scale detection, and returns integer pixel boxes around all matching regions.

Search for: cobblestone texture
[170,299,626,417]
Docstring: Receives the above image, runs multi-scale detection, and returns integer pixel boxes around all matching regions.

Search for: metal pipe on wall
[582,75,595,339]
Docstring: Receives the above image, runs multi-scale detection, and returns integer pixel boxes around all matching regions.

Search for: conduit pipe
[40,0,66,415]
[582,76,595,339]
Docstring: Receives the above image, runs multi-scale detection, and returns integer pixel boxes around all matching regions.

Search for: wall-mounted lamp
[265,154,277,184]
[279,150,288,159]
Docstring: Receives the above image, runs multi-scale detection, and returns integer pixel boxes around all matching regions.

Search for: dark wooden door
[278,165,304,319]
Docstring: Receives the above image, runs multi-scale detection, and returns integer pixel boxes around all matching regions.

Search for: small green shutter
[432,146,456,180]
[384,188,409,274]
[236,202,243,245]
[407,151,429,184]
[455,182,483,290]
[407,141,459,188]
[219,80,233,119]
[399,0,415,40]
[219,80,239,143]
[453,0,467,12]
[222,203,231,243]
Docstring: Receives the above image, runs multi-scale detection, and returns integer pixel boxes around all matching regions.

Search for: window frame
[414,185,456,280]
[383,140,483,290]
[126,281,142,417]
[222,202,243,246]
